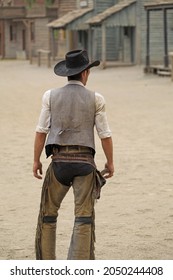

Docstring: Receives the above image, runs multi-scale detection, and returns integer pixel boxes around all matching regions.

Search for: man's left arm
[33,132,47,179]
[33,90,50,179]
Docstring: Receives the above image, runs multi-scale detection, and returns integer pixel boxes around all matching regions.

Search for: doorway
[22,29,26,50]
[123,26,135,63]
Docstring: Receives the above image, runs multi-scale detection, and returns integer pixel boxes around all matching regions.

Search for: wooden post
[23,20,32,63]
[163,8,169,68]
[51,28,55,61]
[169,52,173,81]
[146,9,150,69]
[28,21,32,64]
[135,0,142,65]
[101,22,106,69]
[47,51,51,68]
[66,29,70,51]
[88,26,92,61]
[38,50,41,66]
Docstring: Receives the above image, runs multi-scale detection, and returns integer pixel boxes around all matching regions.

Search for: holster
[95,170,106,199]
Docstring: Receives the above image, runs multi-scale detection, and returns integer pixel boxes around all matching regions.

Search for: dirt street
[0,60,173,260]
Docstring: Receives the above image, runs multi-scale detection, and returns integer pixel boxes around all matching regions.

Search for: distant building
[48,0,173,68]
[1,0,173,70]
[144,0,173,73]
[0,0,59,59]
[48,0,94,59]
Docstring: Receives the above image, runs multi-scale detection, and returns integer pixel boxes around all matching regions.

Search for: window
[9,24,17,41]
[30,22,35,42]
[80,0,88,8]
[124,27,129,37]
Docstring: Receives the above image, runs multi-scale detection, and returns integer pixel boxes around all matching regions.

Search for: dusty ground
[0,59,173,260]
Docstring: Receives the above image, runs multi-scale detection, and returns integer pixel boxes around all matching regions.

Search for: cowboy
[33,49,114,260]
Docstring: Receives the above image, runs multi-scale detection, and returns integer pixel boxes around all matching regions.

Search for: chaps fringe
[90,210,96,260]
[35,166,51,260]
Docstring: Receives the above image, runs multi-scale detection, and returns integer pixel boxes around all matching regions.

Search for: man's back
[46,82,96,153]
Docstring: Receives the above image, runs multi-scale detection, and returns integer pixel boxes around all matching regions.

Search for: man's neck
[67,80,84,86]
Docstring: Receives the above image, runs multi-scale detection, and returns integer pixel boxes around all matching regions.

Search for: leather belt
[53,145,93,154]
[51,153,96,168]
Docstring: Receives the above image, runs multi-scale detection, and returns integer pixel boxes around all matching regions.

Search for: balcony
[26,6,58,18]
[0,7,26,19]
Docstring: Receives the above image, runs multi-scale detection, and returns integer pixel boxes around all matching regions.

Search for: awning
[144,0,173,10]
[47,8,93,29]
[87,0,136,26]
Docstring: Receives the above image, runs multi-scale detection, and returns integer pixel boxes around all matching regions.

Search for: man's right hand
[33,161,43,179]
[103,162,114,179]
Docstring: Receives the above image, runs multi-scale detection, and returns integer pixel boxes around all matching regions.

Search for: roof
[87,0,136,25]
[47,8,93,28]
[144,0,173,10]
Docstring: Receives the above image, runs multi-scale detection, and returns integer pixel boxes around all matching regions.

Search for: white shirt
[36,81,112,139]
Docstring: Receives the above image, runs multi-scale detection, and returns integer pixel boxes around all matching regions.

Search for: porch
[144,1,173,77]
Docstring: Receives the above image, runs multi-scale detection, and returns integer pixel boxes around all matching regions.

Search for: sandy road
[0,60,173,259]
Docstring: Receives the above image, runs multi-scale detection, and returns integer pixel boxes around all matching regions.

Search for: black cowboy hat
[54,49,100,77]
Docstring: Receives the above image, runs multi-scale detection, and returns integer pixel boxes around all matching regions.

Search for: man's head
[68,68,90,85]
[54,49,100,77]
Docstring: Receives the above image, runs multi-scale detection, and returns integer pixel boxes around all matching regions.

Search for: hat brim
[54,60,100,77]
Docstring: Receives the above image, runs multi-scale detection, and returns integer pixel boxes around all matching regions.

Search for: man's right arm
[95,92,114,178]
[101,137,114,178]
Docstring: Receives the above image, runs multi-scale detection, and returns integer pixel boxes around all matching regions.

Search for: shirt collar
[67,80,84,87]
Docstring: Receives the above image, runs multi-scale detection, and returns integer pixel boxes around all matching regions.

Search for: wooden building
[144,0,173,74]
[1,0,173,69]
[48,0,138,65]
[0,0,59,59]
[47,0,173,69]
[47,0,95,59]
[86,0,173,67]
[87,0,136,67]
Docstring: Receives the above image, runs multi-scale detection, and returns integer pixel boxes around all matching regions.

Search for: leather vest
[45,84,95,156]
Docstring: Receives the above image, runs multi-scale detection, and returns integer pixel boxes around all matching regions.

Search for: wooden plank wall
[95,0,118,13]
[140,0,173,65]
[92,0,119,61]
[58,0,76,17]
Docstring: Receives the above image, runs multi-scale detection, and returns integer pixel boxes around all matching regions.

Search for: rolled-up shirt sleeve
[36,90,51,134]
[95,92,112,139]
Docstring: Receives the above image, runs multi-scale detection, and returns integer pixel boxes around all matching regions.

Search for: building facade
[0,0,59,59]
[1,0,173,68]
[142,0,173,69]
[48,0,173,68]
